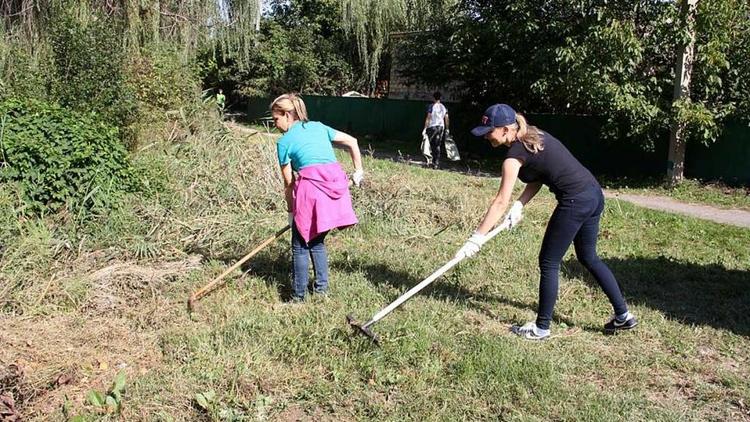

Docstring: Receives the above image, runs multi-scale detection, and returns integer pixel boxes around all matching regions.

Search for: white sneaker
[511,322,550,340]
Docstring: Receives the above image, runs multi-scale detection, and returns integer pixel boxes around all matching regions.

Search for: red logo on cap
[481,116,489,125]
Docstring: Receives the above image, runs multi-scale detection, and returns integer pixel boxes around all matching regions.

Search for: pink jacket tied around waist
[293,162,358,243]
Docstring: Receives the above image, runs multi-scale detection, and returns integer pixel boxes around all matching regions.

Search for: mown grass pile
[1,123,749,421]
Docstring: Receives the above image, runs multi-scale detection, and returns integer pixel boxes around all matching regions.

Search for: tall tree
[0,0,261,63]
[212,0,357,97]
[338,0,457,93]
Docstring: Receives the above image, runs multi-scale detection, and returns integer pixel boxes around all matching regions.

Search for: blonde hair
[269,93,309,122]
[515,113,545,153]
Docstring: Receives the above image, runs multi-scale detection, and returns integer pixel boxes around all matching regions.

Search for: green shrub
[125,47,204,144]
[48,11,138,148]
[0,32,49,102]
[0,99,139,215]
[127,48,201,117]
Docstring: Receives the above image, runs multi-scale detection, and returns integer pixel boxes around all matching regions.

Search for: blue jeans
[536,184,628,330]
[291,223,329,300]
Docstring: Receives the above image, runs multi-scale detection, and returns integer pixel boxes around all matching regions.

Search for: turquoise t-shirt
[276,121,338,171]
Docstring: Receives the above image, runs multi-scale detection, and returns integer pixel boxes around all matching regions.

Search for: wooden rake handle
[187,225,290,311]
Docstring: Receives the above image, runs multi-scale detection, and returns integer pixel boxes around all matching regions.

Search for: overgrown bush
[0,99,139,215]
[125,47,205,145]
[0,32,49,102]
[48,11,138,148]
[127,48,202,117]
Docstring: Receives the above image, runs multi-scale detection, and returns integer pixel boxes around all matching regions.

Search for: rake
[347,218,513,345]
[187,225,290,312]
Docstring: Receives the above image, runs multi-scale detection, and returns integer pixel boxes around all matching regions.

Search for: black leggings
[536,184,628,330]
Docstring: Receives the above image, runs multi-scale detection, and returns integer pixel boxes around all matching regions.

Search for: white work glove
[455,232,488,259]
[506,201,524,227]
[288,212,295,228]
[352,169,364,187]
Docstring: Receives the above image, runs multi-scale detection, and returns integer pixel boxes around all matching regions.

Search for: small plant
[194,389,216,413]
[62,394,87,422]
[86,370,126,415]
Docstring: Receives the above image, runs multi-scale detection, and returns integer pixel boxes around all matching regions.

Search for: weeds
[86,370,127,415]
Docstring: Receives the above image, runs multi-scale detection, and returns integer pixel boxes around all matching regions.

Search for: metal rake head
[346,314,380,346]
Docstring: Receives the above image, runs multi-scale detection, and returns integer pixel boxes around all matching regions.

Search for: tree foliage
[48,10,138,144]
[0,0,260,62]
[398,0,750,149]
[0,1,230,137]
[338,0,458,92]
[205,0,357,97]
[685,0,750,142]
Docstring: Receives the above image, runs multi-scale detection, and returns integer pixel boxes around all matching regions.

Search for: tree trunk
[255,0,262,31]
[126,0,142,48]
[667,0,699,184]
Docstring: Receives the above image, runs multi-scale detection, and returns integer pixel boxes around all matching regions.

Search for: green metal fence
[246,95,749,184]
[685,121,750,184]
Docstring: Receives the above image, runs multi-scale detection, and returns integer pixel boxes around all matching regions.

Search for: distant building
[342,91,368,98]
[387,31,460,102]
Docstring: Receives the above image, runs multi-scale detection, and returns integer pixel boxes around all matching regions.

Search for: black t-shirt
[505,132,597,199]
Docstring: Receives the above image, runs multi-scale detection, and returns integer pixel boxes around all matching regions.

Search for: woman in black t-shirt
[455,103,637,340]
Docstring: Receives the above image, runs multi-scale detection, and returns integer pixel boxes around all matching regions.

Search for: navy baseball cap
[470,104,517,137]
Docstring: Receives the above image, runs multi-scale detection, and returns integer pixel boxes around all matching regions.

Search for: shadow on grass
[241,253,347,303]
[330,257,600,333]
[562,257,750,337]
[186,244,293,301]
[238,254,294,301]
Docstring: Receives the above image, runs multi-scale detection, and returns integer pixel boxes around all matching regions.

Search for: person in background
[270,93,364,302]
[216,88,226,117]
[423,91,449,169]
[455,103,637,340]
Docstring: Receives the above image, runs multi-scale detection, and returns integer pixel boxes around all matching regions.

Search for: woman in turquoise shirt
[271,93,364,301]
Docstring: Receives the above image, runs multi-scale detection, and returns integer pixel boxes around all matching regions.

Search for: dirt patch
[271,404,354,422]
[0,315,161,420]
[272,404,307,421]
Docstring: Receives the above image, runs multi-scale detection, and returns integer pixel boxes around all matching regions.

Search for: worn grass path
[604,192,750,228]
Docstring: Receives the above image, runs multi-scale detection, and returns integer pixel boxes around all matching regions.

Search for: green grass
[599,177,750,211]
[1,124,749,421]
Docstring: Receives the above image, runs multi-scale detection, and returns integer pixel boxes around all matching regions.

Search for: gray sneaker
[511,322,550,340]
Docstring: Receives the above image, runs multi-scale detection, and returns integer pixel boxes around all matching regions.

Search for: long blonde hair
[515,113,544,153]
[269,93,309,122]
